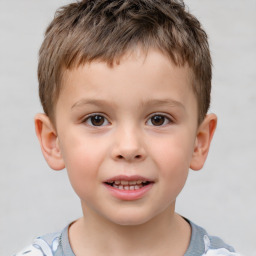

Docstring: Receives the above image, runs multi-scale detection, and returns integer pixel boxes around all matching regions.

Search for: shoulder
[13,231,61,256]
[185,219,241,256]
[202,235,241,256]
[191,221,235,251]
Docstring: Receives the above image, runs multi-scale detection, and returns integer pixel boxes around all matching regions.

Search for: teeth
[114,180,145,185]
[112,183,144,190]
[108,180,151,190]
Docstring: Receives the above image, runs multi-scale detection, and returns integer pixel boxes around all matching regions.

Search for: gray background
[0,0,255,255]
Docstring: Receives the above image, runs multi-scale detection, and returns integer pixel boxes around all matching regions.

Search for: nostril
[116,154,142,160]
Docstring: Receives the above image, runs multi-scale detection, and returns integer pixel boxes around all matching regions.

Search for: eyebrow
[140,99,185,110]
[71,99,113,109]
[71,98,185,110]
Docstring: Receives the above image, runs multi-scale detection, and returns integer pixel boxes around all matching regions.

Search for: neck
[69,205,191,256]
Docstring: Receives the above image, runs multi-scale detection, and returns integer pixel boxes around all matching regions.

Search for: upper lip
[103,175,154,183]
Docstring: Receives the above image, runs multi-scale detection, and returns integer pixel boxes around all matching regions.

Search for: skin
[35,49,217,255]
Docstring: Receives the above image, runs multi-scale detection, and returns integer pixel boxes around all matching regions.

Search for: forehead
[57,49,196,114]
[61,48,194,89]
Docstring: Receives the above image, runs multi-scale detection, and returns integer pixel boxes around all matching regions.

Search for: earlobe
[190,113,217,171]
[34,113,65,171]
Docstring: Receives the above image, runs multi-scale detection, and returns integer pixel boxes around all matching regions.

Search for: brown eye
[86,115,109,126]
[151,115,165,126]
[147,115,170,126]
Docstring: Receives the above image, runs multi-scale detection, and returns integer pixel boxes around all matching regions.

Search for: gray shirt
[14,219,238,256]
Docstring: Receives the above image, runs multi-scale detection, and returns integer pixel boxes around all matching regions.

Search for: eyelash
[82,113,173,127]
[83,113,110,127]
[146,113,172,126]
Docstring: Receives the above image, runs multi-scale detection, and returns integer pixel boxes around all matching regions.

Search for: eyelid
[82,113,111,126]
[146,112,174,126]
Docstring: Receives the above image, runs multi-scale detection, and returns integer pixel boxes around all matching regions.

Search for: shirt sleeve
[13,233,61,256]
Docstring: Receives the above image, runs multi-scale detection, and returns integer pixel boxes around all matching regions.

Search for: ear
[34,113,65,171]
[190,113,217,171]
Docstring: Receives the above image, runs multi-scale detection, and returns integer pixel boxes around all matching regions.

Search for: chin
[106,211,155,227]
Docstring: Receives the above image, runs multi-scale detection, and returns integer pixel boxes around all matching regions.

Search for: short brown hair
[38,0,212,124]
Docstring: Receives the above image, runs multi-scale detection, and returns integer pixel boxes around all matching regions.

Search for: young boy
[15,0,240,255]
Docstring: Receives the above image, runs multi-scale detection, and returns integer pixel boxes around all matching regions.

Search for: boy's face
[37,49,215,226]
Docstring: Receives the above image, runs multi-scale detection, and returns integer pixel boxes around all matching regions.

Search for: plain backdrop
[0,0,255,255]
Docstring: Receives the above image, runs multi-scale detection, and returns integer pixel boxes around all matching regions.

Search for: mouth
[103,175,154,200]
[104,180,152,191]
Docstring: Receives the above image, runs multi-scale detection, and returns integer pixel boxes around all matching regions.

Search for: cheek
[151,134,194,172]
[66,149,97,199]
[59,135,107,199]
[149,132,195,190]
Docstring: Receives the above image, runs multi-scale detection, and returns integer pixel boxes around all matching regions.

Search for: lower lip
[103,183,154,201]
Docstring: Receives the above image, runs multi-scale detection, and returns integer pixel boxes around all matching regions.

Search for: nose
[111,126,146,162]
